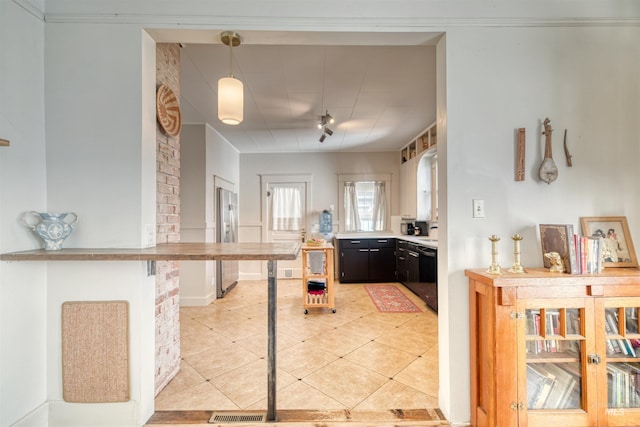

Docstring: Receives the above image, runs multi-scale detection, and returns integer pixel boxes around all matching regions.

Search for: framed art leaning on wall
[580,216,638,268]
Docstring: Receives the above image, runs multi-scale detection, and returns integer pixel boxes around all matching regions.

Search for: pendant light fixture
[218,31,243,125]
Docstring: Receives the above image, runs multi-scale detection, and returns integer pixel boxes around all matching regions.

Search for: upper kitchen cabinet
[400,156,417,219]
[400,122,437,220]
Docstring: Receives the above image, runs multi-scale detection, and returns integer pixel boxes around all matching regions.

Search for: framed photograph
[580,216,638,268]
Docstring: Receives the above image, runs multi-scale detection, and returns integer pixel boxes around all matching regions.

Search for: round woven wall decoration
[156,84,182,137]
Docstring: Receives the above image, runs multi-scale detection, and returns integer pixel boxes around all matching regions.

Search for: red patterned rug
[364,285,422,313]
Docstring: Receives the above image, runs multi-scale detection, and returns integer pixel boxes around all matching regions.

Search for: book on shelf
[527,362,584,410]
[526,310,544,354]
[545,310,560,352]
[604,310,624,355]
[605,309,636,357]
[618,363,640,408]
[606,363,640,408]
[544,363,580,409]
[526,309,575,354]
[624,309,640,348]
[558,362,583,409]
[527,364,557,409]
[582,236,604,274]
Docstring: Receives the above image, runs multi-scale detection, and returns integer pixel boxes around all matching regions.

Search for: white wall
[180,123,240,305]
[0,1,48,426]
[42,23,158,426]
[44,24,156,248]
[240,151,400,229]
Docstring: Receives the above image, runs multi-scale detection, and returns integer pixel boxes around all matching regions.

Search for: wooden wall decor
[563,129,573,166]
[515,128,525,181]
[61,301,130,402]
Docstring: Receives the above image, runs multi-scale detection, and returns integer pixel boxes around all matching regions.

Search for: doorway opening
[149,27,448,424]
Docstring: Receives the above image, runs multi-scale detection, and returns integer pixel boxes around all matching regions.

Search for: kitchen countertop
[334,233,438,248]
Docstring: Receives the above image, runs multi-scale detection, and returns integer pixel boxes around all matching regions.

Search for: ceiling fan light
[218,76,244,125]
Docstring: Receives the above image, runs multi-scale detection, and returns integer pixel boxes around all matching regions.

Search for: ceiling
[149,30,441,153]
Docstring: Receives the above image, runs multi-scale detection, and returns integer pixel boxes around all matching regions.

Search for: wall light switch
[145,224,156,247]
[473,199,485,218]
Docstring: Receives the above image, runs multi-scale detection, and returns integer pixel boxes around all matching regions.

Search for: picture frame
[580,216,638,268]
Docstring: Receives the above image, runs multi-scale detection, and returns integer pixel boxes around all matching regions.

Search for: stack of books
[540,224,604,274]
[604,308,638,357]
[525,309,581,355]
[607,363,640,408]
[527,362,582,409]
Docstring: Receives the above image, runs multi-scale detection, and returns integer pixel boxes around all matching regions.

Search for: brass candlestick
[509,234,526,273]
[487,235,503,275]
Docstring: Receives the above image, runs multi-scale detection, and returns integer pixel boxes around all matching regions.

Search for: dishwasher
[404,243,438,313]
[418,245,437,313]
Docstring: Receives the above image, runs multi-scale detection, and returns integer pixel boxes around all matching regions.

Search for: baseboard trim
[178,293,216,307]
[10,402,48,427]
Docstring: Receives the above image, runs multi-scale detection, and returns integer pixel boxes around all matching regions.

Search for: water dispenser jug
[319,209,332,234]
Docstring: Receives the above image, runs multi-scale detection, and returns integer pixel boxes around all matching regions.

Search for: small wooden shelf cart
[301,242,335,314]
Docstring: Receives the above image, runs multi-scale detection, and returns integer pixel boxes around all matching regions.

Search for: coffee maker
[401,221,415,235]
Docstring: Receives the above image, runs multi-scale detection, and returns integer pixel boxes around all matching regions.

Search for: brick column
[155,43,181,395]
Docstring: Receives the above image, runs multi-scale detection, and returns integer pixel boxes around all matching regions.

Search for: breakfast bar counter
[0,242,301,261]
[1,242,301,422]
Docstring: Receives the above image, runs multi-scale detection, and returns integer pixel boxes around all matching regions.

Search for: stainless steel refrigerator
[216,188,239,298]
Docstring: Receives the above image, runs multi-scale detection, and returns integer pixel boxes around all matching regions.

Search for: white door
[261,175,312,278]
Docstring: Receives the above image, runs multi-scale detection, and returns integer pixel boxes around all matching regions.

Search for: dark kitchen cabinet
[369,246,397,282]
[340,248,370,282]
[396,240,409,284]
[339,238,396,283]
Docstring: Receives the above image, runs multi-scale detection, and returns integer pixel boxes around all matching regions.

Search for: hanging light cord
[228,41,234,77]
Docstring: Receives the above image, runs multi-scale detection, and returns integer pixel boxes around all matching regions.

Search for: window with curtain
[271,185,302,231]
[343,181,387,232]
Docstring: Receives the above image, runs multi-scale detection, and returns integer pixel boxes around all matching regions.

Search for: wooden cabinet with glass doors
[466,267,640,427]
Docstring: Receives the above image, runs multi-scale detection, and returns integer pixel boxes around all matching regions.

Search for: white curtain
[372,181,387,231]
[271,186,302,231]
[343,182,360,231]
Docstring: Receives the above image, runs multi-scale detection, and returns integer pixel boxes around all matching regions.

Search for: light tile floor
[155,279,439,413]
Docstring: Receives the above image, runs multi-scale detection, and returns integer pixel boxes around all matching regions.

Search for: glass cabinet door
[518,297,595,427]
[524,306,584,409]
[603,301,640,409]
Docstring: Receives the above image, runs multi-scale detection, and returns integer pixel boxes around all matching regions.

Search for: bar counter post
[267,259,277,421]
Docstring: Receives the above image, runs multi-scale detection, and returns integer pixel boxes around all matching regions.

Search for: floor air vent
[209,412,266,423]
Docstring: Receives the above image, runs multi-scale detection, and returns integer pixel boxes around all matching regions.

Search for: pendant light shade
[218,76,244,125]
[218,31,244,125]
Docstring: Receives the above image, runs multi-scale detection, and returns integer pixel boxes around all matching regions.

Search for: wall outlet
[473,199,485,218]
